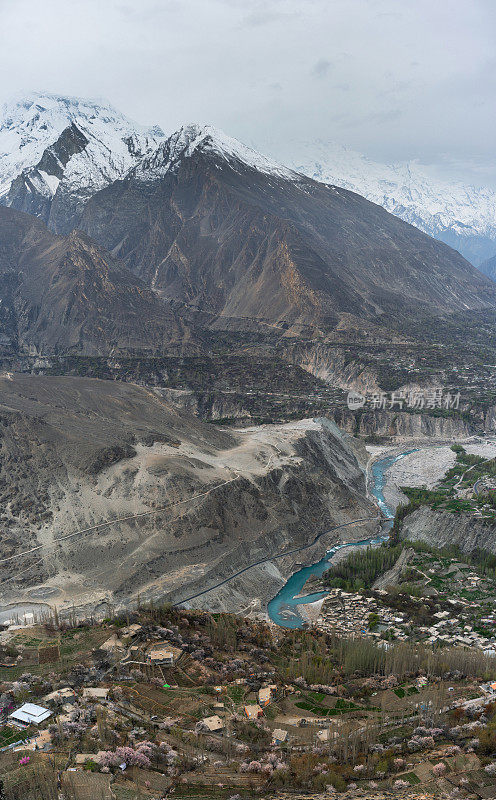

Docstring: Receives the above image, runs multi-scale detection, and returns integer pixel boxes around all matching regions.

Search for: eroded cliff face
[158,388,474,441]
[332,409,473,440]
[292,343,382,393]
[158,388,252,422]
[0,375,377,615]
[400,507,496,555]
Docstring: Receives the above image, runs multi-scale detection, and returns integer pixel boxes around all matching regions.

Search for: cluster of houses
[99,623,182,669]
[453,473,496,517]
[197,683,280,738]
[316,587,496,654]
[317,589,405,638]
[5,686,112,734]
[420,609,496,652]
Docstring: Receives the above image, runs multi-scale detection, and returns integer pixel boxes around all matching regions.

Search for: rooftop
[10,702,51,725]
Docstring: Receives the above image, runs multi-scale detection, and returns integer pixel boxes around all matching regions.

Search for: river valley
[266,448,405,628]
[267,438,496,629]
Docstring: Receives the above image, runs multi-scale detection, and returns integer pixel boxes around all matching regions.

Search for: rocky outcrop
[6,123,89,224]
[82,444,137,475]
[400,507,496,555]
[484,405,496,432]
[158,388,251,421]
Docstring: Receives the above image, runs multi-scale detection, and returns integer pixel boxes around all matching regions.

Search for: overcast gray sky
[0,0,494,184]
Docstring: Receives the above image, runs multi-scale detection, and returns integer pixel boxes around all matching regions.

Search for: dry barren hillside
[0,374,376,614]
[0,205,193,356]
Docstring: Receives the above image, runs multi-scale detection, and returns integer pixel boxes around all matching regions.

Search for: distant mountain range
[1,100,496,357]
[261,138,496,267]
[1,92,495,268]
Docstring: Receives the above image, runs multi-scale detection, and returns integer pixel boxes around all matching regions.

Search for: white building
[10,703,51,727]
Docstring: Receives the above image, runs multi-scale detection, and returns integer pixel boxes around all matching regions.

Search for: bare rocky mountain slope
[0,374,376,613]
[0,205,194,356]
[400,507,496,557]
[78,125,496,340]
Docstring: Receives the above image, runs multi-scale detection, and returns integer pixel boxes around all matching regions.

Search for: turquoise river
[267,449,417,628]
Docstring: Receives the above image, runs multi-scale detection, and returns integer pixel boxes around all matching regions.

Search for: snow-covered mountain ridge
[132,123,298,182]
[0,92,164,231]
[1,92,495,266]
[264,139,496,266]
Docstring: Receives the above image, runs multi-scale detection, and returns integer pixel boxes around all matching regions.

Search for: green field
[0,726,24,748]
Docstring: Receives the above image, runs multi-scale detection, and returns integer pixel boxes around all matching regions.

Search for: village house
[244,704,263,720]
[121,624,142,638]
[9,702,51,727]
[271,728,288,745]
[147,647,175,666]
[82,687,109,700]
[99,634,126,656]
[200,714,224,733]
[258,687,272,707]
[146,641,181,666]
[43,687,76,704]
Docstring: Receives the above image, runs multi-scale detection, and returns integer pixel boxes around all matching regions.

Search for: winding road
[0,474,242,578]
[174,516,381,606]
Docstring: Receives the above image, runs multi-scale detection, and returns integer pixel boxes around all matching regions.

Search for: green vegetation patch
[402,771,421,785]
[227,685,245,703]
[307,691,325,703]
[0,726,23,747]
[323,543,404,592]
[295,697,364,716]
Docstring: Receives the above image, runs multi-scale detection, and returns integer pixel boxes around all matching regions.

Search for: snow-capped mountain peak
[0,91,165,231]
[133,123,298,183]
[1,93,495,266]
